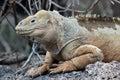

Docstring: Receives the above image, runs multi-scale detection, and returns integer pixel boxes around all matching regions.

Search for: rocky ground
[0,60,120,80]
[34,61,120,80]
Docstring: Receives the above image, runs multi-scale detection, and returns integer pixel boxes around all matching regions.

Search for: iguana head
[15,10,58,39]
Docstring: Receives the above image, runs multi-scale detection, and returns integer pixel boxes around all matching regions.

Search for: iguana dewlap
[15,10,120,77]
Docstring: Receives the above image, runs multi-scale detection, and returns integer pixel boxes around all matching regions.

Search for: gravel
[34,61,120,80]
[0,61,120,80]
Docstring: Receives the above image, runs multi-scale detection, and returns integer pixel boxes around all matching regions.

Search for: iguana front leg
[26,51,53,77]
[50,44,104,74]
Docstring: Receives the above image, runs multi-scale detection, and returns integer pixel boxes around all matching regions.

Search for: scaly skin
[15,10,120,78]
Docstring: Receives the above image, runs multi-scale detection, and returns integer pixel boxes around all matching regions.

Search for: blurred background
[0,0,120,61]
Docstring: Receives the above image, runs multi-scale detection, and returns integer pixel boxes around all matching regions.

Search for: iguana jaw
[16,29,34,35]
[15,25,46,37]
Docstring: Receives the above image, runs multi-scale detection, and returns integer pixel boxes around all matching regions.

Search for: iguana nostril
[20,22,22,25]
[18,22,23,26]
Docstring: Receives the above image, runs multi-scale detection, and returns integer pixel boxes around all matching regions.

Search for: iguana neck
[45,16,91,56]
[57,17,90,48]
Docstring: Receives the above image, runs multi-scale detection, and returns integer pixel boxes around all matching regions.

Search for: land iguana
[15,10,120,77]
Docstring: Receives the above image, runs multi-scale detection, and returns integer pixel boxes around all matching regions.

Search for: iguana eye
[29,18,37,24]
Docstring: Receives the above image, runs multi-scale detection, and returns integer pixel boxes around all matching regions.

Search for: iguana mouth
[16,29,34,35]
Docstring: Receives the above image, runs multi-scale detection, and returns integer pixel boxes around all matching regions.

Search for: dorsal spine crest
[75,14,120,22]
